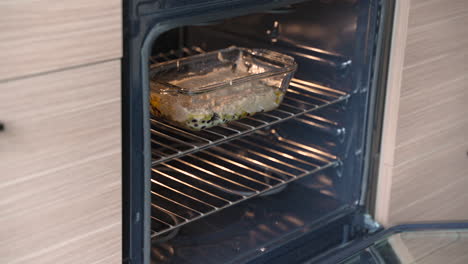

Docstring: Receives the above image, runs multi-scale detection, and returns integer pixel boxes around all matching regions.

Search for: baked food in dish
[149,47,296,130]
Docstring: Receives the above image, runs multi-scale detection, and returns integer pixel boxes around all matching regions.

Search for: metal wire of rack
[150,47,348,237]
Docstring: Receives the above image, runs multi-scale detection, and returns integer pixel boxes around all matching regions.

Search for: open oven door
[312,222,468,264]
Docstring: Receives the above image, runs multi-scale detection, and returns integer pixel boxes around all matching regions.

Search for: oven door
[312,222,468,264]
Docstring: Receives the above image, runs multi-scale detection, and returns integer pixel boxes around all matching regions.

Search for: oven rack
[151,131,339,238]
[150,47,349,164]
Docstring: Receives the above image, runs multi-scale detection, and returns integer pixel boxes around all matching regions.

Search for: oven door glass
[337,223,468,264]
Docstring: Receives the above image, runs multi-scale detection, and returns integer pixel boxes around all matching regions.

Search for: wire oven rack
[150,47,349,164]
[150,47,349,238]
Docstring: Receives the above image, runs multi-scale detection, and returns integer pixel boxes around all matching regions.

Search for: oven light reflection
[283,215,305,227]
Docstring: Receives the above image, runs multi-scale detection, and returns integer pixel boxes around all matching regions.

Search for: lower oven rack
[151,132,339,238]
[150,47,347,238]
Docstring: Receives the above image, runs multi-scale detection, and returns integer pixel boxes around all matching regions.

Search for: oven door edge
[359,0,396,215]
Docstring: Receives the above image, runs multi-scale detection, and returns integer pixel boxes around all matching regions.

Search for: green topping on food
[274,90,284,105]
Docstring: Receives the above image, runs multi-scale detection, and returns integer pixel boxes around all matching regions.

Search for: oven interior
[123,0,390,263]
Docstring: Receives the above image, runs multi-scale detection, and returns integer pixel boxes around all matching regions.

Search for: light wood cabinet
[0,0,122,260]
[0,0,122,81]
[375,0,468,226]
[0,61,122,263]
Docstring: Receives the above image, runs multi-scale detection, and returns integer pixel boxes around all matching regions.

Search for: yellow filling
[149,89,285,130]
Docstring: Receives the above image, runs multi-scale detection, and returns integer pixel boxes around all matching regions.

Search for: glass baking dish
[149,46,297,130]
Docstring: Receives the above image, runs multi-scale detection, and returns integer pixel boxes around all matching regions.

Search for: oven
[122,0,395,263]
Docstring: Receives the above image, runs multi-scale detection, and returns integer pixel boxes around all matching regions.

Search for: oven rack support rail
[150,47,348,238]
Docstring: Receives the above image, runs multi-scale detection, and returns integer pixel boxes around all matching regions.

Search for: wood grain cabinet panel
[390,143,468,222]
[396,80,468,145]
[395,231,468,264]
[394,119,468,167]
[376,0,468,226]
[0,0,122,81]
[405,14,468,67]
[0,61,121,263]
